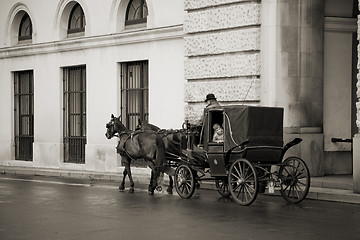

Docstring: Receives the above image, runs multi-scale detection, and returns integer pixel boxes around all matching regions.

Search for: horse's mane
[137,119,160,131]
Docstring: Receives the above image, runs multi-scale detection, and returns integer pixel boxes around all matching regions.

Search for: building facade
[1,0,360,192]
[0,0,185,172]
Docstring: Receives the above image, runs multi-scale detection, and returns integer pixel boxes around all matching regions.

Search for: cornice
[0,25,183,59]
[324,17,357,32]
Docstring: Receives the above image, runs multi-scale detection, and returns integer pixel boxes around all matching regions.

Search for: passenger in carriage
[212,123,224,143]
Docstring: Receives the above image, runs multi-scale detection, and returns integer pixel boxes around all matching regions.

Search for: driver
[199,93,220,125]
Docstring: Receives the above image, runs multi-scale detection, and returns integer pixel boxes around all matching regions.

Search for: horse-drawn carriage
[169,105,310,206]
[106,105,310,206]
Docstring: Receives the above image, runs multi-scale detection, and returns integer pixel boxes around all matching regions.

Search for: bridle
[106,121,119,138]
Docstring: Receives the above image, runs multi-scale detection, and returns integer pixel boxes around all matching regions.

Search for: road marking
[0,177,169,194]
[1,177,93,187]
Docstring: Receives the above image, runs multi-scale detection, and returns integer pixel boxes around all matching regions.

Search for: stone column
[353,1,360,193]
[261,0,325,176]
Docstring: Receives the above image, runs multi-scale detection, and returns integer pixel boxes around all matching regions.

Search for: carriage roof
[203,105,284,150]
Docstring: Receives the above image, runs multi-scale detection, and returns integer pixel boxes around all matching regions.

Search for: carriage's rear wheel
[215,177,231,197]
[174,164,195,199]
[228,159,258,206]
[279,157,310,204]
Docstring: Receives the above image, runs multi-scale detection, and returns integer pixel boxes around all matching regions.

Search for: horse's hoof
[167,188,173,195]
[119,185,125,192]
[148,191,154,195]
[129,188,134,193]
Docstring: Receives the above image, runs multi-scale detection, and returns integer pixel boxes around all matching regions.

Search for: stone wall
[354,2,360,193]
[358,5,360,131]
[184,0,261,123]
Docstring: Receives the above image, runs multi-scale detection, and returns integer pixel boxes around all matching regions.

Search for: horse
[105,114,166,195]
[136,120,205,193]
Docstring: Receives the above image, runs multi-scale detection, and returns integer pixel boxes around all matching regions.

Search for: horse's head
[136,119,161,131]
[105,114,126,139]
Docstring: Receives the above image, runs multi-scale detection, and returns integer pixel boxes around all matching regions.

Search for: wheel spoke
[234,163,243,178]
[236,185,244,199]
[244,180,255,192]
[244,171,254,182]
[231,172,242,181]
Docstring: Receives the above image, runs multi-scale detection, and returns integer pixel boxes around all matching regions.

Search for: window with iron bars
[14,70,34,161]
[120,61,149,130]
[63,66,86,163]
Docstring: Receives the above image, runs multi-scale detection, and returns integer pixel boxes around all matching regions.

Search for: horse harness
[116,130,146,160]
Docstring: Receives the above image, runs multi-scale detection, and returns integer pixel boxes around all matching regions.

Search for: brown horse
[105,114,166,195]
[136,120,205,193]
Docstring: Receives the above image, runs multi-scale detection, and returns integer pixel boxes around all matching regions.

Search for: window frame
[120,61,149,130]
[14,70,34,161]
[67,3,86,34]
[18,13,32,41]
[125,0,148,26]
[63,65,87,164]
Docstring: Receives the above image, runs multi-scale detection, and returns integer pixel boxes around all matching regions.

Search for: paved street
[1,174,360,240]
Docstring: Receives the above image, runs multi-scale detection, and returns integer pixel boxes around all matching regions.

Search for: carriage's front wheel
[215,177,231,197]
[279,157,310,204]
[228,159,258,206]
[174,164,195,199]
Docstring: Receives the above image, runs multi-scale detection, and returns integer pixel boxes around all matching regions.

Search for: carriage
[165,105,310,206]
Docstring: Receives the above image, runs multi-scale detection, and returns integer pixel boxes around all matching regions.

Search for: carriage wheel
[174,164,195,199]
[228,159,258,206]
[279,157,310,204]
[215,178,231,197]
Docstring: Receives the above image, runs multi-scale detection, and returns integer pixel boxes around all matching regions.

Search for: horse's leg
[125,163,135,193]
[147,161,158,195]
[148,171,154,195]
[119,168,127,192]
[121,158,134,193]
[167,175,173,195]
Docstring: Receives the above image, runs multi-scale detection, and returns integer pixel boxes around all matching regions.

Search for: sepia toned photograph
[0,0,360,239]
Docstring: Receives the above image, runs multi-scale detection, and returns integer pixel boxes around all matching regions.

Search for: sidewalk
[1,165,359,204]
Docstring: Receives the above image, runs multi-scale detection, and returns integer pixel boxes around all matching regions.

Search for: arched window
[125,0,148,26]
[18,13,32,41]
[68,3,85,34]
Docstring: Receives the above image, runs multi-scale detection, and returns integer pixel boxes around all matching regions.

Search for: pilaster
[353,3,360,192]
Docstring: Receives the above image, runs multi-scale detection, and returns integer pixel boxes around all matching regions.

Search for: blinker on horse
[105,114,166,195]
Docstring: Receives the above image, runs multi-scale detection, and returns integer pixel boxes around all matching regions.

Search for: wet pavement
[1,174,360,240]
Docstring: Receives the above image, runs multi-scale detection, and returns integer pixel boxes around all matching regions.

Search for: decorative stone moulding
[185,53,260,80]
[185,28,260,56]
[184,3,261,33]
[184,0,251,10]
